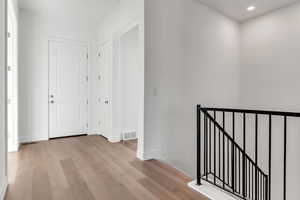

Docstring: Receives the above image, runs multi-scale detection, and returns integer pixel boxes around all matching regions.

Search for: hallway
[5,136,207,200]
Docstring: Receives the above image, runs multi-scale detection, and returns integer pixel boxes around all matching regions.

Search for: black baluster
[255,114,258,200]
[209,118,212,173]
[223,124,225,187]
[197,105,201,185]
[243,113,246,198]
[223,111,225,188]
[232,112,235,192]
[205,114,208,181]
[283,116,287,200]
[268,115,272,200]
[214,111,216,184]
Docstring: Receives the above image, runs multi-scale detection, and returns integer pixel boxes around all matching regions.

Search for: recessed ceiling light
[247,6,256,11]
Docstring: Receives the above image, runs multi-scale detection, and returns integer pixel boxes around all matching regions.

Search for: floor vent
[122,131,137,141]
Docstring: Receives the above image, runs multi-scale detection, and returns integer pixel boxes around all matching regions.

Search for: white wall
[240,3,300,199]
[120,26,139,135]
[240,2,300,111]
[145,0,240,176]
[0,0,7,198]
[19,9,97,142]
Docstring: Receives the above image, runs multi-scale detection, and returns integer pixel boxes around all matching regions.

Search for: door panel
[49,40,88,138]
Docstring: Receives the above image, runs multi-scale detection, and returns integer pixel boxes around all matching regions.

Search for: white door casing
[97,42,113,140]
[49,40,88,138]
[7,9,17,152]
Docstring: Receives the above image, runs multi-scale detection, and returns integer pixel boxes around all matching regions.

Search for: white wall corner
[136,149,145,160]
[0,177,8,200]
[143,149,161,160]
[108,136,121,143]
[8,142,19,153]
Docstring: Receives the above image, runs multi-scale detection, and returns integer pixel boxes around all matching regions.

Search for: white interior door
[97,43,112,139]
[49,40,88,138]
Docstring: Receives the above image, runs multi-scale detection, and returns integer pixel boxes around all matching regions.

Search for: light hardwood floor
[5,136,208,200]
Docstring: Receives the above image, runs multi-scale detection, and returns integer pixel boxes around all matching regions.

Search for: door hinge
[7,32,11,38]
[87,100,89,104]
[86,123,89,128]
[86,54,89,59]
[86,76,88,82]
[98,52,101,57]
[7,66,12,72]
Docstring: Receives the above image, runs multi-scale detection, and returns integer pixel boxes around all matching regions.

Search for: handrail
[201,106,300,117]
[197,105,274,200]
[197,105,297,200]
[203,110,267,176]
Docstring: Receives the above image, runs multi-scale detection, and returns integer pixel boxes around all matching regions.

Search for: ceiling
[197,0,300,22]
[18,0,119,23]
[18,0,300,23]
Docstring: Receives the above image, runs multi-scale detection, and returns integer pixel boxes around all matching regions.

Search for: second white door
[97,43,113,139]
[49,40,88,138]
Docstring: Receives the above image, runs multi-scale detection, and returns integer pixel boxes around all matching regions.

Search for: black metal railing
[196,105,300,200]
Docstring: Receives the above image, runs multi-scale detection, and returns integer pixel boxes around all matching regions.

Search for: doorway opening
[7,0,18,153]
[96,23,143,156]
[119,24,141,154]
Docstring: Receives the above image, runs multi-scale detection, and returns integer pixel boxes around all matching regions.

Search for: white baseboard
[8,143,19,153]
[156,155,193,178]
[87,132,99,136]
[136,149,145,160]
[188,180,239,200]
[108,136,121,143]
[0,177,8,200]
[143,149,161,160]
[20,137,49,144]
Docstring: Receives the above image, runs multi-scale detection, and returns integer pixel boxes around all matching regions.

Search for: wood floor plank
[60,158,95,200]
[139,177,182,200]
[89,149,157,200]
[78,137,157,200]
[131,160,206,200]
[122,140,138,152]
[150,160,192,183]
[32,165,52,200]
[6,136,208,200]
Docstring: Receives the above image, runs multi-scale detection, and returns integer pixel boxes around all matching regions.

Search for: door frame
[7,0,19,152]
[4,0,8,183]
[47,37,90,139]
[114,19,145,160]
[97,41,113,140]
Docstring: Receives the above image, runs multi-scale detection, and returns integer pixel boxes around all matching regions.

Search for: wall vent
[122,131,137,141]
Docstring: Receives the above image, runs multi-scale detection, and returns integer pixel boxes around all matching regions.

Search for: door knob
[105,101,109,104]
[50,100,54,104]
[50,95,54,98]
